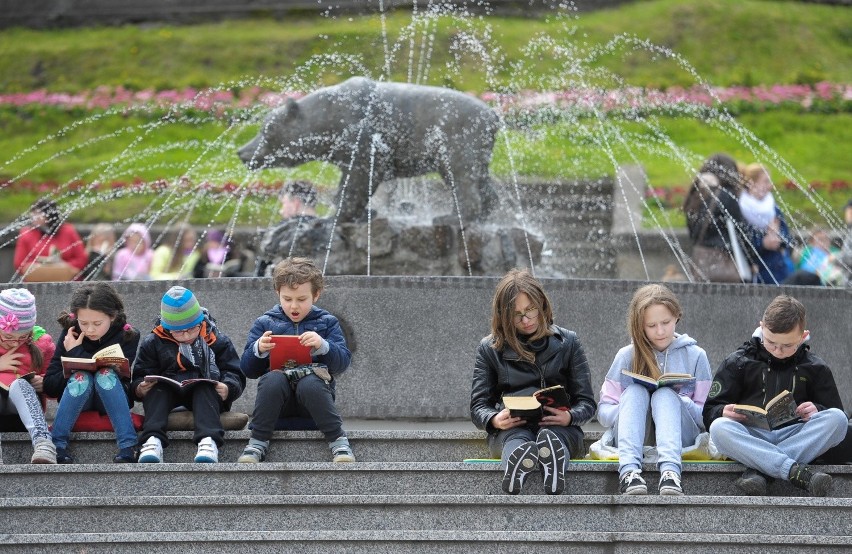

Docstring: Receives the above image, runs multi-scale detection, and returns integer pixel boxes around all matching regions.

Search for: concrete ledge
[14,277,852,420]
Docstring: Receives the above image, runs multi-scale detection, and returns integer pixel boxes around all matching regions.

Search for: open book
[733,390,800,431]
[269,335,313,370]
[61,343,130,379]
[621,370,696,395]
[0,371,36,391]
[503,385,570,422]
[143,375,220,391]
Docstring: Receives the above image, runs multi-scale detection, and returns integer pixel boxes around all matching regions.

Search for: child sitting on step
[703,294,848,497]
[0,288,57,464]
[597,284,712,496]
[132,286,245,463]
[470,268,597,495]
[238,257,353,463]
[44,283,140,463]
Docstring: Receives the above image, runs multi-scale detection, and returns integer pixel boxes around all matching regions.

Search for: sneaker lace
[623,470,644,485]
[661,470,681,487]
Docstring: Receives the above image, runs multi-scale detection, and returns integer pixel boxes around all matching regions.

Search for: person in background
[150,223,200,280]
[786,227,846,287]
[470,268,597,495]
[80,223,117,281]
[112,223,153,281]
[739,163,794,284]
[256,181,320,276]
[14,199,88,281]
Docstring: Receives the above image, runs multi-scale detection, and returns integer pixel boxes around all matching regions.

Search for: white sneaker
[138,437,163,463]
[194,437,218,463]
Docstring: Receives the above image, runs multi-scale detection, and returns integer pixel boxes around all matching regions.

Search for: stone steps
[3,461,851,498]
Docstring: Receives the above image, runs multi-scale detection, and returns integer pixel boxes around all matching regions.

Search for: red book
[268,335,312,370]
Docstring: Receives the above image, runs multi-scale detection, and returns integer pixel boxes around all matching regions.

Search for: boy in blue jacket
[238,257,353,463]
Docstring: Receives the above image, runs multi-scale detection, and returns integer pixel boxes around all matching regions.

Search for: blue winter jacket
[240,304,351,379]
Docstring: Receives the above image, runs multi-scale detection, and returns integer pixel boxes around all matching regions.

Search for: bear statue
[238,77,500,224]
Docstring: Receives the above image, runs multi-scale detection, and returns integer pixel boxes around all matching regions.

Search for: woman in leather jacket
[470,269,596,495]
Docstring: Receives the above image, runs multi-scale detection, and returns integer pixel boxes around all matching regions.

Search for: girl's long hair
[627,284,683,379]
[57,282,139,343]
[490,268,554,364]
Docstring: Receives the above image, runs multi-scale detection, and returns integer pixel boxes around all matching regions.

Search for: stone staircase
[1,426,851,552]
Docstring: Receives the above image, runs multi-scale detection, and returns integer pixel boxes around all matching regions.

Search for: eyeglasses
[170,324,201,337]
[761,337,800,354]
[512,306,539,323]
[0,332,32,345]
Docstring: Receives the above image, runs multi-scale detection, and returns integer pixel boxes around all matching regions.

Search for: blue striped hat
[160,286,203,331]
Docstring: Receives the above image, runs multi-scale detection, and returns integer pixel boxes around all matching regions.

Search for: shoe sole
[138,455,162,463]
[502,441,539,495]
[31,458,57,464]
[735,478,767,496]
[536,429,566,495]
[659,486,684,496]
[194,457,217,463]
[621,485,648,495]
[237,455,262,463]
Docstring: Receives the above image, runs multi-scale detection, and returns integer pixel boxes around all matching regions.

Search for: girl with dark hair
[13,199,88,281]
[44,283,140,463]
[597,284,711,496]
[470,268,597,495]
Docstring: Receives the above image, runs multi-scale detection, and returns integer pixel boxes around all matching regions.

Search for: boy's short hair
[762,294,806,333]
[272,257,324,295]
[281,181,318,208]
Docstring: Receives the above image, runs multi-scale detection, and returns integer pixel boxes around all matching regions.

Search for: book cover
[503,385,571,421]
[733,390,800,431]
[61,343,130,379]
[268,335,313,370]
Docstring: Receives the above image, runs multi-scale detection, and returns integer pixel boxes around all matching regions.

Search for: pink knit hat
[0,288,37,333]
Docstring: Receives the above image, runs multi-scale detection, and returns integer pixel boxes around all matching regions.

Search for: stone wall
[13,276,852,421]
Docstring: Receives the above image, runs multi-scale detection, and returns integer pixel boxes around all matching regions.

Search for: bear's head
[238,98,319,170]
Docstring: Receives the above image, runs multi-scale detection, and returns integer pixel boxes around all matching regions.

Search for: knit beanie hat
[0,288,37,333]
[160,286,204,331]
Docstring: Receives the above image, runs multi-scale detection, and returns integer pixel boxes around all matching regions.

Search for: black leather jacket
[470,325,597,433]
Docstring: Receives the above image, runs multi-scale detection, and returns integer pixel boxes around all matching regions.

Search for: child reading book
[44,283,140,463]
[238,257,353,463]
[597,284,712,496]
[470,269,597,495]
[131,286,245,463]
[703,295,848,497]
[0,288,57,464]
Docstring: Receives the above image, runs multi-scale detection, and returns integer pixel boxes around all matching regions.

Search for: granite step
[3,530,850,554]
[2,462,851,498]
[0,495,850,547]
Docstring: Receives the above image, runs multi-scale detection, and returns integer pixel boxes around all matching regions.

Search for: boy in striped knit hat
[131,286,245,463]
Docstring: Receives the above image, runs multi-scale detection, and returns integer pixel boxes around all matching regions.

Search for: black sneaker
[55,448,74,464]
[536,428,566,495]
[735,468,771,496]
[788,463,832,497]
[619,470,647,495]
[502,441,539,495]
[658,470,684,496]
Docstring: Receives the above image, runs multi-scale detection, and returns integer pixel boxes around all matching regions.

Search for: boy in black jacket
[132,286,245,463]
[703,295,848,496]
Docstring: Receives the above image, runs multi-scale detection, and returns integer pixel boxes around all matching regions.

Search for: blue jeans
[614,384,701,477]
[51,370,136,450]
[709,407,848,479]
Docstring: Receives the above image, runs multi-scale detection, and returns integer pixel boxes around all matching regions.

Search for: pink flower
[0,314,20,332]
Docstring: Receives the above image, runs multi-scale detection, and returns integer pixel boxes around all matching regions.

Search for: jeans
[488,424,583,470]
[614,384,701,477]
[138,381,224,447]
[51,370,136,450]
[250,370,344,442]
[709,407,848,479]
[3,379,51,445]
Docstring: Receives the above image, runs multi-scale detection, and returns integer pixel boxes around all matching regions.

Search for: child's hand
[136,380,155,398]
[63,327,84,351]
[257,331,274,354]
[795,401,818,421]
[539,405,572,427]
[299,331,322,350]
[215,382,229,401]
[491,408,525,430]
[28,375,43,393]
[0,350,22,372]
[722,404,747,422]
